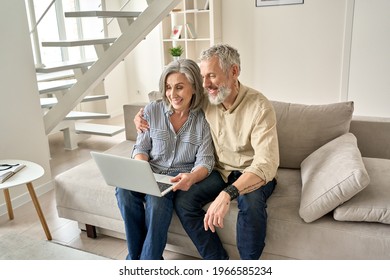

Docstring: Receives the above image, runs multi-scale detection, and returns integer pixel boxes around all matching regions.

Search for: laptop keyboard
[157,182,173,192]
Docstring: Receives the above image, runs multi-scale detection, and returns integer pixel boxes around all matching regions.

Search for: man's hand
[134,108,149,133]
[203,191,231,232]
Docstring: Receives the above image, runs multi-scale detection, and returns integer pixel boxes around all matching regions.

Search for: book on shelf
[170,25,183,40]
[186,23,197,39]
[0,163,26,183]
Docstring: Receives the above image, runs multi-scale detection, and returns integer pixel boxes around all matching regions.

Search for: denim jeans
[115,187,174,260]
[236,178,276,259]
[175,170,276,260]
[174,170,228,259]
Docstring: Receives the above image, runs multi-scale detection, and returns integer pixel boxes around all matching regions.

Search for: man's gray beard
[208,86,231,105]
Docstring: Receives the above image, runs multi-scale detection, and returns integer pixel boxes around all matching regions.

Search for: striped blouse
[132,100,215,175]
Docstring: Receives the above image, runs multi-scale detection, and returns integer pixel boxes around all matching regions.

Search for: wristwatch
[223,184,239,200]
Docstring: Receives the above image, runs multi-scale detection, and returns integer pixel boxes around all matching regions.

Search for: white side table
[0,159,52,240]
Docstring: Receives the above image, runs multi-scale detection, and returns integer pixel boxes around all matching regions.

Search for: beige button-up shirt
[204,83,279,183]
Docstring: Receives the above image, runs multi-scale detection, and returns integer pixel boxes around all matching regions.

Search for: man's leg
[236,179,276,260]
[141,192,174,260]
[174,170,228,259]
[115,188,146,260]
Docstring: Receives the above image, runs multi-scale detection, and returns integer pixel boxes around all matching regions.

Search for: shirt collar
[163,102,196,118]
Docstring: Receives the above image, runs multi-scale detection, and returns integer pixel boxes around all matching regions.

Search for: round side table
[0,159,52,240]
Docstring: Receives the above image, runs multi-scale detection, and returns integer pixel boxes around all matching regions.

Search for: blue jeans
[236,178,276,259]
[115,187,174,260]
[175,170,276,260]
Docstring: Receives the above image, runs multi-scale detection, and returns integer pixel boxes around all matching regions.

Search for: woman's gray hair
[199,43,241,76]
[159,58,205,112]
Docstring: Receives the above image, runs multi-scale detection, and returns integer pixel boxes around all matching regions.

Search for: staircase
[34,0,181,150]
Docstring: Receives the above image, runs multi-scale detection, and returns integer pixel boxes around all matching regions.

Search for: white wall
[0,1,52,212]
[104,0,162,114]
[124,26,163,104]
[347,0,390,117]
[101,0,390,119]
[222,0,348,105]
[218,0,255,86]
[221,0,390,116]
[122,0,163,104]
[253,0,348,104]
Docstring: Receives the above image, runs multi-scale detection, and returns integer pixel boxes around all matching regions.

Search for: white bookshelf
[160,0,222,65]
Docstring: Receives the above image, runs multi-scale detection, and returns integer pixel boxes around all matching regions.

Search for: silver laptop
[91,151,175,197]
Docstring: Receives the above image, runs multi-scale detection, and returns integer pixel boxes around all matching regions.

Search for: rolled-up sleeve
[243,106,279,183]
[191,117,215,175]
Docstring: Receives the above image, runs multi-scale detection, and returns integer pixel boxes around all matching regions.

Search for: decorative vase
[172,56,180,61]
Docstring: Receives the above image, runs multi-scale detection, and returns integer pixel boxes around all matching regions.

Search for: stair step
[65,111,110,120]
[37,70,75,82]
[38,79,76,94]
[36,60,95,73]
[81,95,109,102]
[40,95,108,108]
[65,11,141,18]
[40,97,58,108]
[42,38,117,47]
[75,123,125,136]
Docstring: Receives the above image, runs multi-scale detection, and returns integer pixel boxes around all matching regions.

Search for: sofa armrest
[123,103,148,141]
[350,115,390,159]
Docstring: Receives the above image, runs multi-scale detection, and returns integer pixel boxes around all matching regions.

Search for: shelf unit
[160,0,222,65]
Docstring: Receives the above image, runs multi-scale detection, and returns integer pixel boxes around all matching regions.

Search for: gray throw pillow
[299,133,370,223]
[334,157,390,224]
[271,101,354,169]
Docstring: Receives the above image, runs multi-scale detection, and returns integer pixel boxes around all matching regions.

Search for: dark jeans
[116,187,175,260]
[174,170,276,260]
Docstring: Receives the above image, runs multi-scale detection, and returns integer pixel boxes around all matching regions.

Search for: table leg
[3,189,14,220]
[26,182,52,240]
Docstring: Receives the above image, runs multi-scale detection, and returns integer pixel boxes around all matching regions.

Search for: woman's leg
[115,187,146,260]
[141,192,174,259]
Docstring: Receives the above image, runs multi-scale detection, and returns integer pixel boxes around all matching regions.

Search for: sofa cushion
[123,103,148,141]
[55,141,133,221]
[271,101,354,169]
[333,157,390,224]
[299,133,370,223]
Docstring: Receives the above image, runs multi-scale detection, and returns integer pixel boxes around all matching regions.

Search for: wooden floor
[0,116,197,260]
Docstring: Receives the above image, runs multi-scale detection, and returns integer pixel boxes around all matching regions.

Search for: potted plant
[169,45,183,60]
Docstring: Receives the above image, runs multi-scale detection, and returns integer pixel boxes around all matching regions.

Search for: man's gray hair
[159,58,205,111]
[199,44,241,75]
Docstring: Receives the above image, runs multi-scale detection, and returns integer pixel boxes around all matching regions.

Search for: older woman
[115,59,214,260]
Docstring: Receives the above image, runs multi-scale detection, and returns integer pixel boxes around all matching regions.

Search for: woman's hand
[171,166,209,192]
[203,191,231,232]
[134,108,149,133]
[171,173,195,192]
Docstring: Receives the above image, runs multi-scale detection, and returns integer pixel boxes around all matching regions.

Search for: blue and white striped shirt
[133,100,215,175]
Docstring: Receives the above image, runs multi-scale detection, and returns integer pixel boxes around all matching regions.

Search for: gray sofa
[55,101,390,260]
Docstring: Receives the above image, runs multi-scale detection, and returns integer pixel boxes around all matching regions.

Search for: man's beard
[207,85,231,105]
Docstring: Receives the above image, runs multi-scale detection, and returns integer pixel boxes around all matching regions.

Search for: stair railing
[102,0,134,32]
[27,0,57,67]
[29,0,56,35]
[43,0,181,134]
